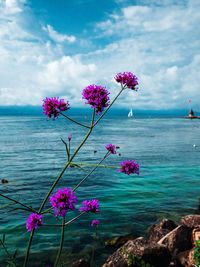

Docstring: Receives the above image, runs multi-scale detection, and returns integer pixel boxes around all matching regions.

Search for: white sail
[128,108,133,118]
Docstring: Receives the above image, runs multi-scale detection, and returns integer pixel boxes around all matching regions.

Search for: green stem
[68,140,70,159]
[54,217,65,267]
[94,86,125,126]
[0,239,11,259]
[72,162,117,169]
[38,110,95,214]
[73,152,110,192]
[23,230,34,267]
[0,193,36,212]
[61,138,70,160]
[43,212,85,227]
[60,112,90,129]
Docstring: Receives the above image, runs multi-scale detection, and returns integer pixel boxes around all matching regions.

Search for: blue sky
[0,0,200,109]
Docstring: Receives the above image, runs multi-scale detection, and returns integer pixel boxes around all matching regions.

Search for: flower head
[26,213,43,232]
[115,72,138,90]
[105,143,117,154]
[82,85,110,114]
[118,160,139,175]
[80,199,100,213]
[91,219,100,227]
[42,97,70,119]
[68,134,72,142]
[50,188,77,217]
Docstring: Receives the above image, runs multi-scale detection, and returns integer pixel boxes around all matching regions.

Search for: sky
[0,0,200,109]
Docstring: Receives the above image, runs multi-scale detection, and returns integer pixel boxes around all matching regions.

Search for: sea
[0,108,200,266]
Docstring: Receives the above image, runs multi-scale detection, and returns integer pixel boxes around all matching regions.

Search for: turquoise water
[0,113,200,266]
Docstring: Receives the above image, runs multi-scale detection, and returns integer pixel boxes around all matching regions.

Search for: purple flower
[26,213,43,232]
[118,160,139,175]
[105,144,117,154]
[42,97,70,119]
[68,134,72,142]
[82,85,110,114]
[50,188,77,217]
[80,199,100,213]
[115,72,138,90]
[91,219,100,227]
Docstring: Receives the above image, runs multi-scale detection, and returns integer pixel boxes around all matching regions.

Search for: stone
[160,225,193,254]
[176,249,196,267]
[181,215,200,229]
[1,179,8,184]
[71,259,90,267]
[102,237,171,267]
[105,234,137,248]
[192,228,200,246]
[148,219,177,243]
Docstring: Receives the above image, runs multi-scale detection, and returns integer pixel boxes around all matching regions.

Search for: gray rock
[148,219,177,243]
[161,225,193,254]
[105,234,138,248]
[176,249,195,267]
[181,215,200,229]
[102,237,171,267]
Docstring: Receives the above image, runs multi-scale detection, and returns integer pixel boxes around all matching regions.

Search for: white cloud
[0,0,200,110]
[0,0,96,106]
[92,0,200,109]
[1,0,24,14]
[43,25,76,43]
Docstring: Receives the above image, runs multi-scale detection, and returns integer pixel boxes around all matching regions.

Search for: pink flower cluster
[115,72,138,90]
[26,213,43,232]
[118,160,139,175]
[79,199,100,213]
[42,97,70,119]
[50,188,77,217]
[91,219,100,227]
[82,85,110,114]
[105,143,117,154]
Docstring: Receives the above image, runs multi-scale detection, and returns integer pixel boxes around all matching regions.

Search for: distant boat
[128,108,133,118]
[185,109,200,119]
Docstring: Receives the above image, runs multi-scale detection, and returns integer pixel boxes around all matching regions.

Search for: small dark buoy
[1,179,8,184]
[118,153,121,156]
[116,146,120,149]
[94,150,97,154]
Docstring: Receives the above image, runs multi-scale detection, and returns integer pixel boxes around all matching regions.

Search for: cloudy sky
[0,0,200,109]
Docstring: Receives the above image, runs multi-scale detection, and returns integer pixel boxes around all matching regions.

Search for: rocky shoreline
[72,215,200,267]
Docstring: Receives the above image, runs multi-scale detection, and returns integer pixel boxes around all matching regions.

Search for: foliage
[194,240,200,267]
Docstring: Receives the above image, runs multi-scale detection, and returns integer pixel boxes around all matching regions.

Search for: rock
[1,179,8,184]
[160,225,193,254]
[102,237,171,267]
[71,259,90,267]
[192,228,200,246]
[105,234,137,248]
[148,219,177,243]
[176,249,195,267]
[181,215,200,229]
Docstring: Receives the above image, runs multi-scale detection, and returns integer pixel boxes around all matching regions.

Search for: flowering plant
[0,72,139,267]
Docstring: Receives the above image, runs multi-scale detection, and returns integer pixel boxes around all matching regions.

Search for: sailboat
[128,108,133,118]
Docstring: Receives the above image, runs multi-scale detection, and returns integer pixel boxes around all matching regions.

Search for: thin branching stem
[94,86,125,126]
[38,110,95,214]
[60,112,90,129]
[0,239,11,259]
[23,229,34,267]
[43,212,85,227]
[0,193,36,213]
[72,162,117,169]
[61,138,70,160]
[54,217,65,267]
[73,152,110,192]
